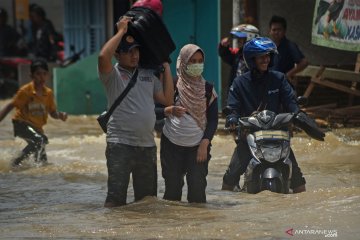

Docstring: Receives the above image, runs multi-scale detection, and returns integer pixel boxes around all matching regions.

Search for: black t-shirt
[30,20,57,61]
[272,37,305,74]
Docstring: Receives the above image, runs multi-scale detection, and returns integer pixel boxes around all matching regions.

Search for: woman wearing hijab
[160,44,218,203]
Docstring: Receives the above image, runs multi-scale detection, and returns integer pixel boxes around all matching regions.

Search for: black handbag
[97,69,138,133]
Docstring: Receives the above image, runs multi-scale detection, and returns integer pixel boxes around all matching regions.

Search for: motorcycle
[59,45,85,68]
[234,109,324,194]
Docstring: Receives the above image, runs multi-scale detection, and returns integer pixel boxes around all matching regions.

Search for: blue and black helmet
[243,37,278,71]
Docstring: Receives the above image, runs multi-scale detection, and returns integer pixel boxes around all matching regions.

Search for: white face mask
[185,63,204,77]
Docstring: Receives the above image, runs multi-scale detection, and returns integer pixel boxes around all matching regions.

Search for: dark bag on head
[124,7,176,67]
[97,70,138,133]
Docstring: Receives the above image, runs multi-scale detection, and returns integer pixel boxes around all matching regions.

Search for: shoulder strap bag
[97,69,139,133]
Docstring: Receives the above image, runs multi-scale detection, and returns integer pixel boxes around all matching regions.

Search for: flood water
[1,100,359,239]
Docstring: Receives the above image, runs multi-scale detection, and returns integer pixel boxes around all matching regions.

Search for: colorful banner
[312,0,360,52]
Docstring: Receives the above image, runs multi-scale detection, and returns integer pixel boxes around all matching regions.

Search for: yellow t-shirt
[12,82,56,133]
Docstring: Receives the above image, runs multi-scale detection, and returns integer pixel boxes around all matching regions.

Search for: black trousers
[160,135,210,203]
[12,120,48,165]
[222,139,306,189]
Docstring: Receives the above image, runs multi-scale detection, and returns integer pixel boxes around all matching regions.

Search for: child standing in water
[0,59,67,167]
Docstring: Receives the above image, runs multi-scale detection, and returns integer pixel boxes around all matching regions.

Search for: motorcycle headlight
[260,144,282,163]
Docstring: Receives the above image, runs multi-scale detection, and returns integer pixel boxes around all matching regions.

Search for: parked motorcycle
[60,45,85,68]
[235,109,325,194]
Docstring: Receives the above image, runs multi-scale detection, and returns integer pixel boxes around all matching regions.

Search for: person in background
[28,5,59,61]
[268,15,308,86]
[0,59,67,167]
[98,16,174,207]
[222,37,306,193]
[0,8,22,57]
[159,44,218,203]
[218,24,260,97]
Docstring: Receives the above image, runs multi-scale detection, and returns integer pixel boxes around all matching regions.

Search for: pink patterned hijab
[176,44,207,130]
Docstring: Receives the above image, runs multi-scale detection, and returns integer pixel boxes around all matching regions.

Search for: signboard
[15,0,29,20]
[312,0,360,52]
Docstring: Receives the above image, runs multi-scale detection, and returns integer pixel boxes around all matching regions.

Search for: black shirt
[272,37,305,74]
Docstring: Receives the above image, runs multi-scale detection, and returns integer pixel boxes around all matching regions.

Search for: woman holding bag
[159,44,218,203]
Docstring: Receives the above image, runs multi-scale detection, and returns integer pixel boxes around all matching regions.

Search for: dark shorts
[11,120,48,163]
[105,142,157,206]
[13,120,48,144]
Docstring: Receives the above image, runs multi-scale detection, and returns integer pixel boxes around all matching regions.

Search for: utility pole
[234,0,258,27]
[233,0,240,26]
[232,0,248,48]
[232,0,240,48]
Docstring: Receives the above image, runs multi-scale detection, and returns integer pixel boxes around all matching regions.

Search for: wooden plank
[348,53,360,106]
[333,105,360,114]
[331,112,360,117]
[303,103,337,111]
[303,82,315,98]
[297,65,360,82]
[303,65,325,97]
[348,81,358,106]
[312,78,360,96]
[334,105,360,111]
[321,68,360,82]
[296,65,322,77]
[303,65,325,98]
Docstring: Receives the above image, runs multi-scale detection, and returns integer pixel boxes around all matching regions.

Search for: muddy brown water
[1,100,359,239]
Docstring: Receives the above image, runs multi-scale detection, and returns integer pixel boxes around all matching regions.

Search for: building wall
[53,52,106,114]
[162,0,221,105]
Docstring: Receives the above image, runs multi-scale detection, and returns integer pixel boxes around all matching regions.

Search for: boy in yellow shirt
[0,59,67,166]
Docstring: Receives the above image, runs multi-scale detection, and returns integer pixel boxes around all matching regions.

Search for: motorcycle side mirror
[297,96,308,107]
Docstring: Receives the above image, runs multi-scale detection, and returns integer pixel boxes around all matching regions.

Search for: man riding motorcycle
[221,37,323,193]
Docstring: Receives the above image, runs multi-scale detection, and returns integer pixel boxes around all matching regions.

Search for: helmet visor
[230,31,247,38]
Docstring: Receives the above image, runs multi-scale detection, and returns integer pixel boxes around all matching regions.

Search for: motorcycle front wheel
[262,178,282,193]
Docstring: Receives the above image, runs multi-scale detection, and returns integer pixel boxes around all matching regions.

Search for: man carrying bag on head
[97,16,174,207]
